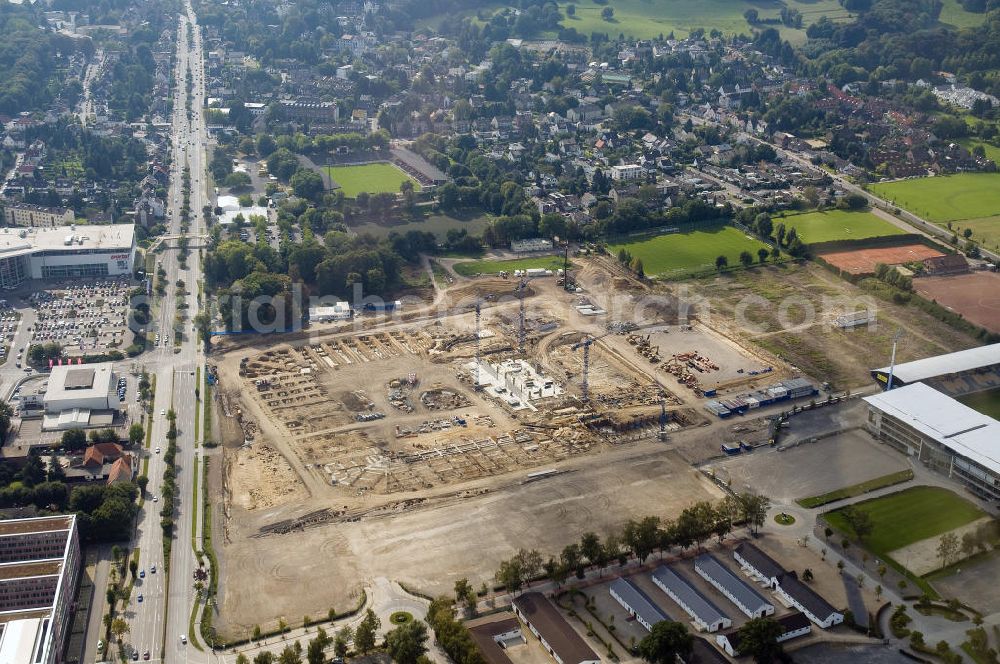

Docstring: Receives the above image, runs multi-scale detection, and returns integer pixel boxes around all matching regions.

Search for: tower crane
[516,275,539,355]
[474,300,483,390]
[571,332,611,402]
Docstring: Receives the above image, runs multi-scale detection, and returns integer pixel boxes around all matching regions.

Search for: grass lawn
[453,255,568,277]
[939,0,988,28]
[957,388,1000,420]
[870,173,1000,223]
[609,225,774,279]
[797,469,914,509]
[871,173,1000,251]
[825,486,986,556]
[778,209,905,244]
[325,163,419,198]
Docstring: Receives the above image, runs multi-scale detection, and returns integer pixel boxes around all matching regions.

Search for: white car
[160,409,165,415]
[180,635,187,645]
[155,447,161,454]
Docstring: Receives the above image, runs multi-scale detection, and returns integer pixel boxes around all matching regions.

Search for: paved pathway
[221,577,443,664]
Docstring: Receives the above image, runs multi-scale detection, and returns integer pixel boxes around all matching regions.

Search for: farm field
[957,388,1000,420]
[325,163,419,198]
[350,211,493,240]
[779,209,905,245]
[452,255,567,277]
[825,486,986,558]
[609,225,773,279]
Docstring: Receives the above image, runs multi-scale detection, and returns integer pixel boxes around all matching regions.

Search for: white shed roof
[874,343,1000,384]
[864,382,1000,475]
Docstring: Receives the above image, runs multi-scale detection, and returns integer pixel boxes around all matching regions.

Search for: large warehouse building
[864,383,1000,501]
[0,224,135,289]
[0,515,81,664]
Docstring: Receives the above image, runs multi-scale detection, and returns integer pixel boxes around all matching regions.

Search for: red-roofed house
[106,455,135,486]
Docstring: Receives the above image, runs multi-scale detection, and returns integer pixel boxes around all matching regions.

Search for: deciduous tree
[385,619,429,664]
[637,621,691,664]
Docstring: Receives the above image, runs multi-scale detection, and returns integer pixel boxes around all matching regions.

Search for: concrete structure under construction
[470,359,563,411]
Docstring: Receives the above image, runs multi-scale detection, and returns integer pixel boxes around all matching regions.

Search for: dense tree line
[493,493,771,593]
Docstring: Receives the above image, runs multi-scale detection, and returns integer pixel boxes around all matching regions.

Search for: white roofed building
[871,343,1000,391]
[0,224,135,289]
[864,382,1000,500]
[43,362,120,414]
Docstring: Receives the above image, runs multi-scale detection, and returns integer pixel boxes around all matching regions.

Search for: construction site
[209,259,804,635]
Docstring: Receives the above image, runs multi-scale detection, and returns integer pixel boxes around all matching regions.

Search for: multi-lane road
[118,3,211,663]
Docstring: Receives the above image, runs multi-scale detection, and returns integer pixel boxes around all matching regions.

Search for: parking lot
[0,302,21,363]
[703,428,907,505]
[24,278,134,356]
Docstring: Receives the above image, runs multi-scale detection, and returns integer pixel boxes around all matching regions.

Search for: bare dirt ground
[683,262,980,389]
[819,245,944,276]
[915,272,1000,333]
[889,517,994,576]
[228,443,308,511]
[212,264,756,636]
[217,446,724,635]
[210,256,944,636]
[703,428,907,505]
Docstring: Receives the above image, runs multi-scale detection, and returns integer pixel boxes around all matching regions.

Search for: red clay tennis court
[915,272,1000,333]
[819,244,944,275]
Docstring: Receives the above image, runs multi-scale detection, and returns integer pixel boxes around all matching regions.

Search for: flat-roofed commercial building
[0,224,135,289]
[43,363,120,414]
[864,382,1000,500]
[0,515,81,664]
